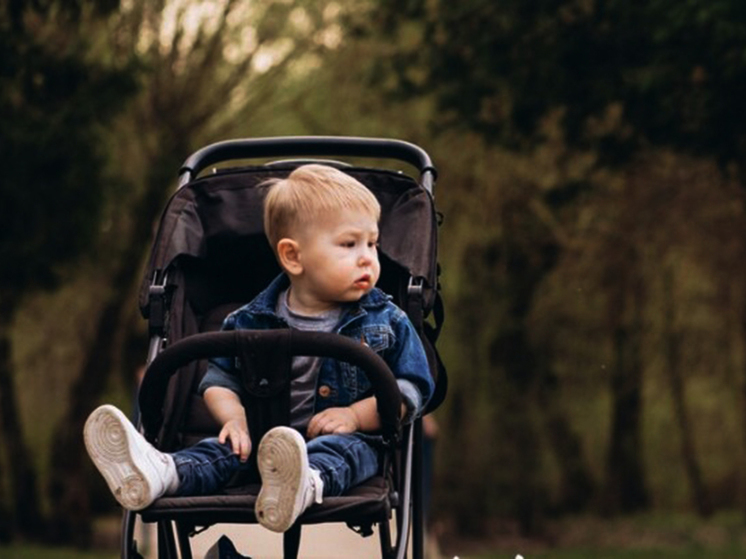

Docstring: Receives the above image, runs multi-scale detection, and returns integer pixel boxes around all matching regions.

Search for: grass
[440,511,746,559]
[473,550,746,558]
[0,516,121,559]
[0,545,117,559]
[4,511,746,559]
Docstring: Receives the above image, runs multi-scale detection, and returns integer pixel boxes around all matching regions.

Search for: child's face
[290,209,380,314]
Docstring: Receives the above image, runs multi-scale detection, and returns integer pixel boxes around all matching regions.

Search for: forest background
[3,0,746,554]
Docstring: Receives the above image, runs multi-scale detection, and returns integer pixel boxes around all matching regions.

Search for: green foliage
[4,0,360,544]
[467,512,746,558]
[0,544,116,559]
[351,0,746,527]
[0,1,137,297]
[373,0,746,165]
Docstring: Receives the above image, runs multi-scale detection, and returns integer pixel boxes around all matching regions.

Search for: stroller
[129,136,447,558]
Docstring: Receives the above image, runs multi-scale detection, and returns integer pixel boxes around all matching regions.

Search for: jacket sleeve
[198,361,243,396]
[198,311,243,396]
[384,307,435,420]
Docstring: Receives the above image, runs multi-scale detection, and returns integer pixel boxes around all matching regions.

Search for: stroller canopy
[139,164,439,317]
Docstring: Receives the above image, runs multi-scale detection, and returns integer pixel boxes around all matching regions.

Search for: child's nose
[359,246,376,265]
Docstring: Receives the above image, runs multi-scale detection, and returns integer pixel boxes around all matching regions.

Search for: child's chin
[343,289,368,301]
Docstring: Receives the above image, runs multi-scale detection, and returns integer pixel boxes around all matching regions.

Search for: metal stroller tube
[139,329,403,443]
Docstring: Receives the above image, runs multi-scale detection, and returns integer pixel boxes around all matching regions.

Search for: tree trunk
[536,364,596,513]
[602,279,650,514]
[0,299,44,539]
[482,235,593,531]
[662,269,712,517]
[45,292,131,545]
[490,328,546,536]
[0,446,9,544]
[45,152,179,544]
[740,285,746,517]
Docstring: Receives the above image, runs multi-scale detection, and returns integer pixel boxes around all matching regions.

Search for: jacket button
[318,385,332,398]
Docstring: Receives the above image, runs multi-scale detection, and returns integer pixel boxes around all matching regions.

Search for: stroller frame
[126,137,444,559]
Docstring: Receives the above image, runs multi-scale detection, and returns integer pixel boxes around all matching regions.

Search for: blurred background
[3,0,746,557]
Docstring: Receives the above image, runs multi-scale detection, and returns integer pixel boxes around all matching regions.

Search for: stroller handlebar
[178,136,437,193]
[138,329,403,443]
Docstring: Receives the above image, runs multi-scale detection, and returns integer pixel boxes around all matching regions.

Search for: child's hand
[219,418,252,462]
[307,407,360,439]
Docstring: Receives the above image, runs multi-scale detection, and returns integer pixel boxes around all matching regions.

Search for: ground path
[140,521,391,558]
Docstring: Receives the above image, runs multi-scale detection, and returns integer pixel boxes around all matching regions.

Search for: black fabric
[423,291,447,413]
[236,330,293,484]
[139,164,439,316]
[422,325,448,413]
[237,330,292,399]
[139,475,391,526]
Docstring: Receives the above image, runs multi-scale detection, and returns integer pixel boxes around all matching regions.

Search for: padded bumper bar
[139,329,403,443]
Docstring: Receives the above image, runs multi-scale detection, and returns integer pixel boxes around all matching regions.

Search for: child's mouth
[355,275,372,289]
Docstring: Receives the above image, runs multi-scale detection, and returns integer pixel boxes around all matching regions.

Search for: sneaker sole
[255,427,308,532]
[83,405,153,511]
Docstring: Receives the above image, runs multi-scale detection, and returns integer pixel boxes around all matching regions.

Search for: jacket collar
[247,273,391,316]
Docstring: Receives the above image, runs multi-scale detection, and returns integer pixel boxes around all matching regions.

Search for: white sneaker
[255,426,323,532]
[84,404,179,511]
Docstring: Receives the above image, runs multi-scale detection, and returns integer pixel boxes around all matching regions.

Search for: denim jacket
[199,274,434,421]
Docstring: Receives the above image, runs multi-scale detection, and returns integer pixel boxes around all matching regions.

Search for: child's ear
[277,238,303,276]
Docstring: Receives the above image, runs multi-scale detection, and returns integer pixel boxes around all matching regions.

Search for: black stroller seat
[128,137,446,559]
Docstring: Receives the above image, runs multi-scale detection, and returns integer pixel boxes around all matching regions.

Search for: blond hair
[263,164,380,251]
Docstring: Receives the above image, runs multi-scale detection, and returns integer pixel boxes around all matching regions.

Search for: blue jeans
[171,433,380,498]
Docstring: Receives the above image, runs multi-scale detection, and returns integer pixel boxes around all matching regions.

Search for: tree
[374,1,746,166]
[366,0,746,519]
[532,150,745,514]
[44,0,343,544]
[0,0,136,540]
